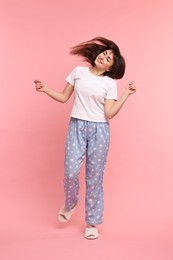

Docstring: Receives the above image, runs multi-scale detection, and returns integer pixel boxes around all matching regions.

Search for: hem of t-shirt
[105,97,117,101]
[70,115,109,123]
[66,78,74,86]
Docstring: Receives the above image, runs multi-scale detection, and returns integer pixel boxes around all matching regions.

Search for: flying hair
[69,36,126,79]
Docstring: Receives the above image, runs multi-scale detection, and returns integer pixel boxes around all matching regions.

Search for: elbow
[59,93,71,103]
[107,115,114,120]
[106,115,112,120]
[105,109,119,120]
[58,96,68,103]
[59,99,66,104]
[105,111,113,120]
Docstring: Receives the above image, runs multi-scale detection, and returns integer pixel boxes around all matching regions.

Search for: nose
[99,54,104,61]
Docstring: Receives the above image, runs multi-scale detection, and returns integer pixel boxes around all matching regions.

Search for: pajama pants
[64,117,110,225]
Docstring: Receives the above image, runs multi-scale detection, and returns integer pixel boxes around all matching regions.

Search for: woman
[35,36,136,240]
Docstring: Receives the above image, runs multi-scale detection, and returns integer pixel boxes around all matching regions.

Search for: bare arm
[34,80,74,103]
[104,81,136,119]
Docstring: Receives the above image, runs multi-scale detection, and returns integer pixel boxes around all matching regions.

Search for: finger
[130,88,136,92]
[36,85,42,89]
[129,84,136,88]
[36,87,42,91]
[131,88,136,92]
[36,83,43,87]
[129,85,136,91]
[34,80,42,84]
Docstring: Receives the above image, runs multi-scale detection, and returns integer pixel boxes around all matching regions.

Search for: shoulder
[69,66,89,77]
[105,76,117,86]
[68,66,87,74]
[71,66,88,72]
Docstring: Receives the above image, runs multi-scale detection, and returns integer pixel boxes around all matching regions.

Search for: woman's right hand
[34,80,47,92]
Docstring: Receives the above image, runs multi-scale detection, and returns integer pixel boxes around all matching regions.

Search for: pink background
[1,0,173,259]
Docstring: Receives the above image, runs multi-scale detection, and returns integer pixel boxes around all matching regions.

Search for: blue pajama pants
[64,117,110,225]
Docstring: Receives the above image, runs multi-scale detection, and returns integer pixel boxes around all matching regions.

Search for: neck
[89,66,105,77]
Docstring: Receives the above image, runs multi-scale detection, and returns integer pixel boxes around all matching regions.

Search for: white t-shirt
[66,66,118,122]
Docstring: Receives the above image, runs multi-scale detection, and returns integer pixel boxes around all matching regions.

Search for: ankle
[87,224,96,228]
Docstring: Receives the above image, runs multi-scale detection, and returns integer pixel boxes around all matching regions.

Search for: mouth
[97,57,103,64]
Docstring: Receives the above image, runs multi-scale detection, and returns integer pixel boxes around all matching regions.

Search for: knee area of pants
[65,174,78,180]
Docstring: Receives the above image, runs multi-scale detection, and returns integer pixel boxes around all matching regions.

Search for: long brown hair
[69,36,125,79]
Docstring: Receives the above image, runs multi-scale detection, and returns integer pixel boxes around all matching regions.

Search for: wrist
[122,90,130,99]
[44,86,50,93]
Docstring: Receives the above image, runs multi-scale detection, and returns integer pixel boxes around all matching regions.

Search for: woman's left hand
[126,81,137,95]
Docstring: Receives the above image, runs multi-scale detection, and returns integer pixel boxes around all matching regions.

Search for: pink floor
[1,173,173,260]
[1,225,173,260]
[1,196,173,260]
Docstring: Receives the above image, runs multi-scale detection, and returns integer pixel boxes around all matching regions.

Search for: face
[94,50,114,72]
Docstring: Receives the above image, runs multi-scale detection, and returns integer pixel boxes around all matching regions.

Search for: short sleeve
[66,67,78,86]
[106,80,118,100]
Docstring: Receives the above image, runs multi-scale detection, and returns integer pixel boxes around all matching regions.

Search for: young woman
[35,37,136,240]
